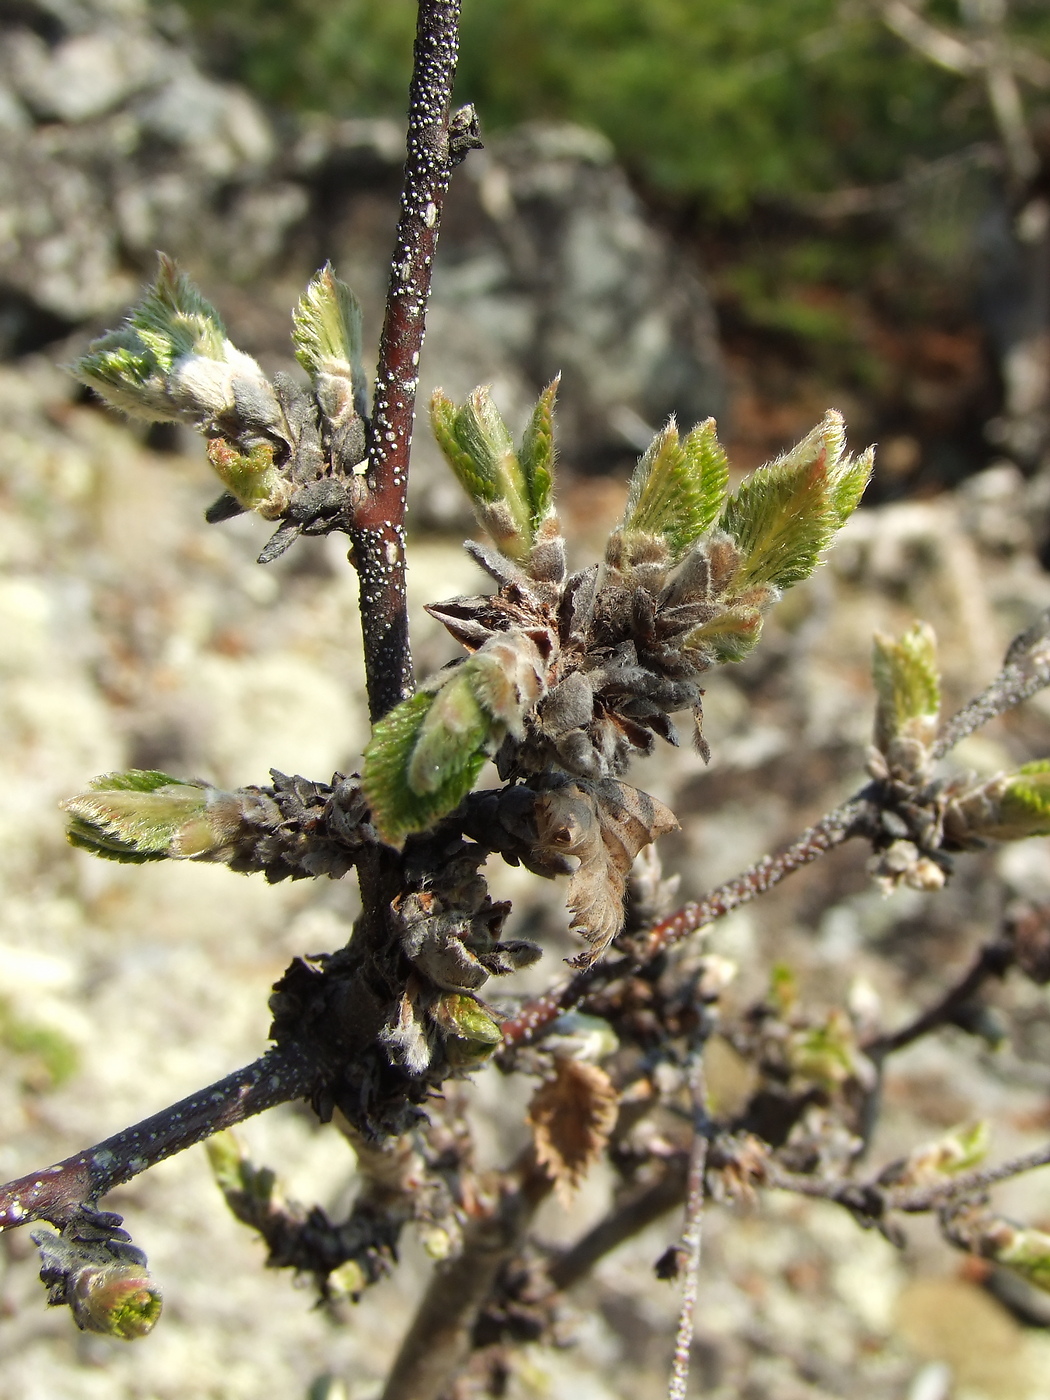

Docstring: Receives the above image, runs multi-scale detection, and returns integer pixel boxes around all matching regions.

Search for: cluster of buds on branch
[74,257,368,562]
[865,621,1050,891]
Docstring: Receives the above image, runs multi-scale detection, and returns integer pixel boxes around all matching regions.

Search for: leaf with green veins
[361,688,490,845]
[872,622,940,753]
[62,770,212,862]
[684,605,763,663]
[519,377,559,526]
[718,410,872,594]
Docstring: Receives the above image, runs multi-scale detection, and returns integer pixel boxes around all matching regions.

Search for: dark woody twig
[864,939,1014,1060]
[767,1140,1050,1221]
[504,607,1050,1050]
[354,0,467,722]
[0,1046,314,1232]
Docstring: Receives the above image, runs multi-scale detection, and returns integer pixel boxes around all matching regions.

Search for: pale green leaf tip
[292,262,363,380]
[61,770,211,863]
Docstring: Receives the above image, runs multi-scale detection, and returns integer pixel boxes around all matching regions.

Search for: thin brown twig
[500,796,871,1049]
[548,1159,689,1293]
[504,604,1050,1051]
[767,1139,1050,1221]
[932,607,1050,758]
[864,939,1014,1060]
[0,1046,314,1232]
[667,1057,709,1400]
[354,0,465,721]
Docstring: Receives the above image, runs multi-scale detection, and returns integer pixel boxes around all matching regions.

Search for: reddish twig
[501,796,870,1049]
[353,0,466,721]
[0,1047,314,1232]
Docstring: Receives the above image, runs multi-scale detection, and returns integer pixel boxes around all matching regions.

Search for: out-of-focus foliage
[171,0,1050,213]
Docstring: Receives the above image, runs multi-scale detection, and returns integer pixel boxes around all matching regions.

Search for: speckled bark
[355,0,463,721]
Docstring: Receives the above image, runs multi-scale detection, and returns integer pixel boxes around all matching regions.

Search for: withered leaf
[528,1058,619,1203]
[534,779,679,965]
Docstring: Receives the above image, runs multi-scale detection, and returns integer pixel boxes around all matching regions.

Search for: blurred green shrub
[171,0,1050,214]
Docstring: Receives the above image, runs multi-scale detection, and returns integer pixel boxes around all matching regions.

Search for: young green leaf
[430,385,556,561]
[718,410,872,595]
[872,622,941,754]
[967,760,1050,842]
[406,670,492,797]
[361,688,489,845]
[72,256,278,429]
[62,771,214,863]
[206,439,289,519]
[518,377,559,526]
[292,263,366,423]
[992,1223,1050,1293]
[619,416,729,562]
[683,604,763,664]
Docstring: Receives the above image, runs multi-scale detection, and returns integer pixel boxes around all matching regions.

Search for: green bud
[872,622,940,755]
[993,1224,1050,1292]
[63,770,209,862]
[433,993,503,1044]
[718,411,872,596]
[618,416,728,563]
[206,438,290,519]
[434,993,503,1068]
[71,1263,162,1340]
[292,263,367,428]
[430,383,559,561]
[769,961,799,1015]
[419,1225,454,1261]
[950,760,1050,844]
[326,1259,368,1304]
[683,603,763,664]
[897,1122,990,1186]
[788,1010,862,1092]
[518,377,559,526]
[206,1129,279,1213]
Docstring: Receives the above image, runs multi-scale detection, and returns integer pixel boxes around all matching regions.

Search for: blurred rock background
[5,1,1050,1398]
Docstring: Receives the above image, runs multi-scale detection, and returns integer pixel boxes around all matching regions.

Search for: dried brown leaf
[528,1058,619,1203]
[535,780,679,965]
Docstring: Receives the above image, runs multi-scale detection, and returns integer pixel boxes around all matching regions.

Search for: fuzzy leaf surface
[62,771,209,862]
[621,417,729,561]
[872,622,940,753]
[362,689,488,844]
[719,410,871,593]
